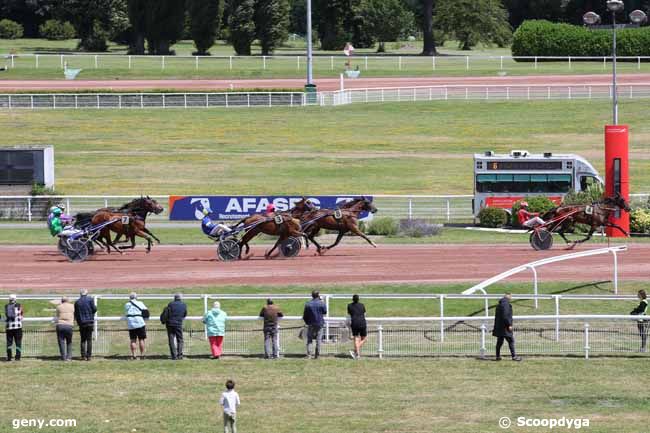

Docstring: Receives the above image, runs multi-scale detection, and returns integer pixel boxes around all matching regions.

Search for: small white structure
[0,146,55,188]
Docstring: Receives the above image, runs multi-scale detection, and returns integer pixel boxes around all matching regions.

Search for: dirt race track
[1,243,647,291]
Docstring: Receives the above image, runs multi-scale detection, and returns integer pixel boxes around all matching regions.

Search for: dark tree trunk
[130,32,145,55]
[421,0,437,56]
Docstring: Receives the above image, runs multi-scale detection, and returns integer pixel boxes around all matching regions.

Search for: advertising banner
[168,195,373,221]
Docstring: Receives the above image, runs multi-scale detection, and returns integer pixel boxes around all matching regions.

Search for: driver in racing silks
[517,201,545,229]
[201,208,233,238]
[48,206,78,238]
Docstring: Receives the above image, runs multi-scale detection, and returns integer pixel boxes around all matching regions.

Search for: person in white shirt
[219,379,240,433]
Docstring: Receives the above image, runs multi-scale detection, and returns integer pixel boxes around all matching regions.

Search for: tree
[127,0,147,53]
[360,0,414,52]
[502,0,565,29]
[419,0,437,55]
[254,0,289,55]
[288,0,306,35]
[56,0,114,51]
[188,0,222,55]
[434,0,512,50]
[229,0,255,55]
[315,0,349,50]
[144,0,185,54]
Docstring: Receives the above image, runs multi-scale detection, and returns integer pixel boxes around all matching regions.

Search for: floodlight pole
[306,0,313,85]
[611,10,618,125]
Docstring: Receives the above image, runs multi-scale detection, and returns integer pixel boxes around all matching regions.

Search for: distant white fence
[321,84,650,106]
[0,92,306,110]
[2,194,648,222]
[3,53,650,74]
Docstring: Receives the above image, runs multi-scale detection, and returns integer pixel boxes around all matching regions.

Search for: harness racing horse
[540,193,631,249]
[91,196,164,254]
[300,197,378,255]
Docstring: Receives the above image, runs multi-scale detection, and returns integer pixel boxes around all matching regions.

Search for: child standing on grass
[220,379,240,433]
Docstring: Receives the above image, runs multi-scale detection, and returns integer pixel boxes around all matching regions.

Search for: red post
[604,125,629,237]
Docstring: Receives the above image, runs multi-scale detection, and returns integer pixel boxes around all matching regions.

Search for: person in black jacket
[492,293,522,362]
[347,294,367,360]
[164,293,187,360]
[74,289,97,361]
[630,289,648,353]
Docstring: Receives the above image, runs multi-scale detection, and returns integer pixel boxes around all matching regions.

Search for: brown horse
[300,197,378,255]
[91,196,164,254]
[539,193,631,249]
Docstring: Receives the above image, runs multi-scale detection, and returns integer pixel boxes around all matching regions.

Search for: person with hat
[203,301,228,359]
[259,298,284,359]
[517,201,545,228]
[5,294,23,361]
[265,203,276,215]
[200,208,232,238]
[54,295,75,361]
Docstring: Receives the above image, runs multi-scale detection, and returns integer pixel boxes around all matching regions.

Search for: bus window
[476,174,497,192]
[579,175,599,191]
[548,174,572,193]
[496,175,513,192]
[530,174,547,193]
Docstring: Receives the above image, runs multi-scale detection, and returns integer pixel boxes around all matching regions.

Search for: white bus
[473,150,602,216]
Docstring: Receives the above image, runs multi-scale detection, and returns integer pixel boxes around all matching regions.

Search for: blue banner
[169,195,374,221]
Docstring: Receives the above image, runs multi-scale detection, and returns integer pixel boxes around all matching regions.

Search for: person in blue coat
[74,289,97,361]
[302,291,327,359]
[163,293,187,360]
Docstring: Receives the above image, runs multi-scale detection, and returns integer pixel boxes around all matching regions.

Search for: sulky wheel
[218,239,241,262]
[530,228,553,251]
[280,236,302,258]
[64,239,89,262]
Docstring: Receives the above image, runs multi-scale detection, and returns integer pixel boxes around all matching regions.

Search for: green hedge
[512,20,650,58]
[478,207,507,228]
[39,20,76,41]
[366,217,399,236]
[0,19,24,40]
[630,208,650,234]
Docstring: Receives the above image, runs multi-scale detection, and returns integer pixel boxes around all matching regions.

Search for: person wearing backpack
[125,292,149,360]
[161,293,187,360]
[203,301,228,359]
[5,294,23,361]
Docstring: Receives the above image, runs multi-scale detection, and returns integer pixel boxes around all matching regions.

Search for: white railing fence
[0,92,305,110]
[321,84,650,106]
[3,53,650,74]
[16,314,650,359]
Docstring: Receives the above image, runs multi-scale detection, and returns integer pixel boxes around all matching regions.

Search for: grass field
[3,357,648,433]
[0,100,648,195]
[1,38,647,80]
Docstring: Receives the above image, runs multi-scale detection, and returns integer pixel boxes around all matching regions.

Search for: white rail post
[27,197,32,222]
[66,198,70,213]
[466,56,469,71]
[547,86,551,100]
[584,323,590,360]
[161,55,165,70]
[398,56,402,71]
[8,95,11,110]
[93,296,99,340]
[277,323,282,358]
[432,56,436,71]
[408,198,413,220]
[377,324,384,359]
[568,56,571,70]
[75,95,78,109]
[365,56,368,70]
[330,55,333,70]
[480,323,487,359]
[534,56,538,69]
[35,54,39,68]
[203,295,208,339]
[500,55,503,70]
[128,55,132,69]
[229,56,232,71]
[439,295,445,343]
[97,94,100,109]
[184,94,187,109]
[94,55,98,69]
[104,198,108,208]
[603,56,606,70]
[446,199,451,222]
[262,55,266,70]
[484,297,489,318]
[325,295,331,341]
[60,54,64,69]
[612,249,618,294]
[529,266,539,309]
[638,56,641,70]
[554,295,560,342]
[195,56,199,70]
[297,55,300,70]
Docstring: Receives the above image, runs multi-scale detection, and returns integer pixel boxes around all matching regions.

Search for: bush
[478,207,507,228]
[630,208,650,234]
[366,217,398,236]
[0,19,24,39]
[39,20,76,41]
[398,219,442,237]
[30,183,61,196]
[510,196,556,227]
[512,20,650,58]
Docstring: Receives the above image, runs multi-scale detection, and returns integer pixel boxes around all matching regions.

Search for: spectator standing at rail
[630,289,648,353]
[204,301,228,359]
[125,292,149,360]
[54,296,75,361]
[163,293,187,360]
[74,289,97,361]
[492,292,522,362]
[302,290,327,359]
[347,294,367,360]
[5,294,23,361]
[259,298,283,359]
[220,379,240,433]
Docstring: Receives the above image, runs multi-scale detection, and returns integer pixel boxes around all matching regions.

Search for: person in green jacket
[203,301,228,359]
[48,207,64,237]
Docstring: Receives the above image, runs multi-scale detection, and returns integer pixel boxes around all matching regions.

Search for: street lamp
[583,3,647,124]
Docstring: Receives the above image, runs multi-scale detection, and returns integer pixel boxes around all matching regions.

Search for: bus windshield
[476,173,572,194]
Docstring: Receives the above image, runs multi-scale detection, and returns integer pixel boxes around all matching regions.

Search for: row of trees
[1,0,649,55]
